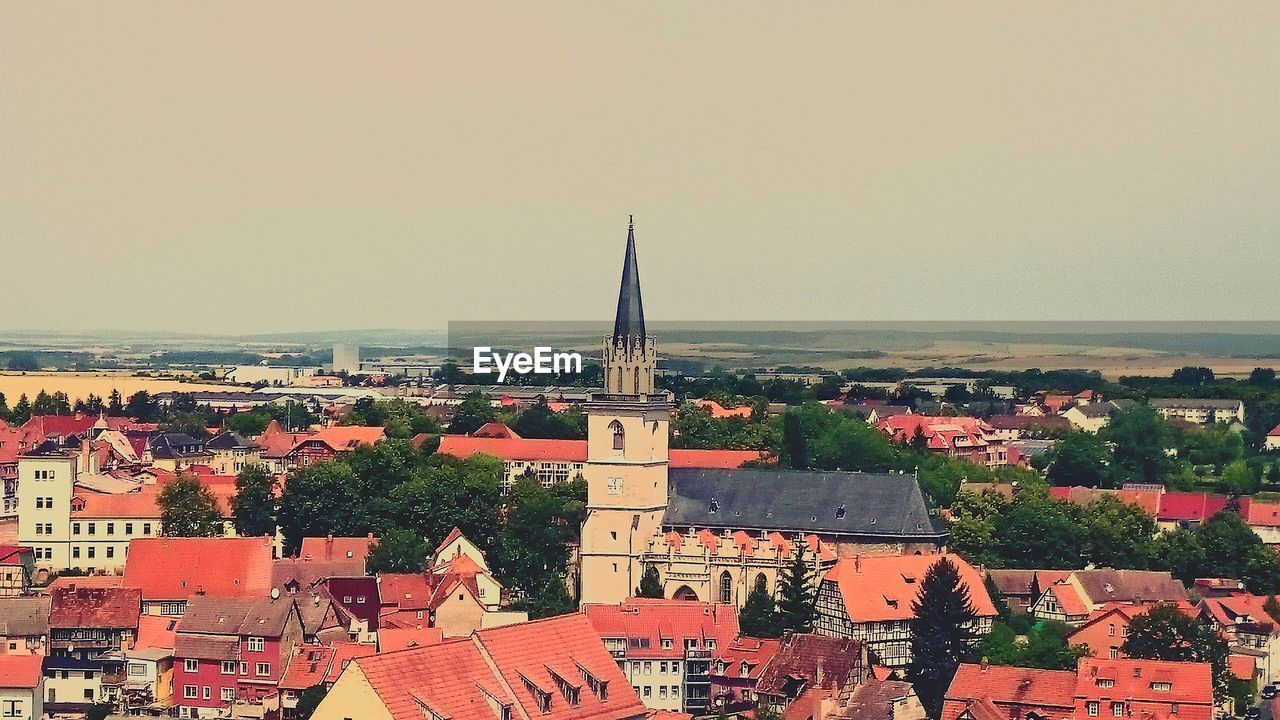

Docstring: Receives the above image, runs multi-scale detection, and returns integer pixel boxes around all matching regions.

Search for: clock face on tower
[607,477,623,495]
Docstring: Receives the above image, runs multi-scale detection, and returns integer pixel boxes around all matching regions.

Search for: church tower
[579,218,673,605]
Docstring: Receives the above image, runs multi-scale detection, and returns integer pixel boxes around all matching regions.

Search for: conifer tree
[739,577,782,638]
[776,545,815,633]
[907,557,979,717]
[636,565,664,598]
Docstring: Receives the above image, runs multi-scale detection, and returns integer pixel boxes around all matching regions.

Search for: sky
[2,2,1278,334]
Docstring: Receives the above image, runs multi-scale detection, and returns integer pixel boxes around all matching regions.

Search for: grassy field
[0,372,237,405]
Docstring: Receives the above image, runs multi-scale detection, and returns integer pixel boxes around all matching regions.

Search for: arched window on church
[634,366,641,393]
[610,420,624,451]
[615,366,623,392]
[754,573,768,595]
[720,571,732,604]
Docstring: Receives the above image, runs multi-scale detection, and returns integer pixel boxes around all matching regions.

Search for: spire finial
[612,218,646,342]
[628,214,634,229]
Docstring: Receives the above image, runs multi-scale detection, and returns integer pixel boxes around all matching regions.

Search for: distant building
[1266,423,1280,451]
[0,546,34,597]
[708,636,781,713]
[754,633,866,715]
[0,596,50,656]
[226,365,319,386]
[331,344,360,375]
[122,537,275,616]
[1066,601,1196,661]
[877,415,1011,467]
[1150,398,1245,425]
[1061,401,1131,433]
[1199,593,1280,685]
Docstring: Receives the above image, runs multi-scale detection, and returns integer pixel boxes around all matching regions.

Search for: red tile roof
[1230,654,1256,681]
[1201,594,1279,631]
[438,436,764,468]
[941,664,1077,720]
[473,422,521,438]
[695,400,754,419]
[279,642,378,690]
[1157,493,1229,523]
[135,614,179,651]
[122,536,274,601]
[582,599,740,660]
[300,535,377,564]
[0,655,42,688]
[1242,498,1280,528]
[755,633,863,697]
[1076,657,1213,706]
[378,626,446,652]
[0,544,32,564]
[711,636,782,680]
[352,613,645,720]
[1045,582,1091,617]
[823,554,998,623]
[50,585,141,629]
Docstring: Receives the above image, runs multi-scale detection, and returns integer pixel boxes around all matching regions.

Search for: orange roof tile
[942,664,1077,720]
[135,614,180,651]
[0,655,42,688]
[582,599,740,661]
[353,614,645,720]
[300,535,377,563]
[1076,657,1213,706]
[122,537,274,602]
[824,554,998,623]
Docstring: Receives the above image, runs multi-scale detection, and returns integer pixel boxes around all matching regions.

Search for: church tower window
[610,420,624,451]
[719,572,732,604]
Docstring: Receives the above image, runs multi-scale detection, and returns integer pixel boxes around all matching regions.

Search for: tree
[636,565,664,598]
[159,474,223,537]
[1219,460,1260,496]
[448,390,497,436]
[1265,595,1280,622]
[232,465,277,538]
[278,462,369,555]
[520,574,576,619]
[1045,432,1112,488]
[107,389,124,416]
[1081,495,1156,569]
[295,684,328,720]
[907,557,980,717]
[739,578,781,638]
[1122,604,1230,701]
[495,474,585,596]
[10,394,30,425]
[1104,405,1169,483]
[992,492,1087,569]
[780,412,808,470]
[366,528,430,573]
[124,391,160,422]
[1151,528,1206,583]
[776,546,815,633]
[388,454,503,562]
[1250,368,1277,385]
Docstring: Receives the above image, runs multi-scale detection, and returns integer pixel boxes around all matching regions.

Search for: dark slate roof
[149,432,210,459]
[0,596,51,636]
[665,468,944,538]
[612,218,645,341]
[205,432,257,451]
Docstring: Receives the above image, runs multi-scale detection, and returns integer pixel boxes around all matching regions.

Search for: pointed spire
[612,215,646,342]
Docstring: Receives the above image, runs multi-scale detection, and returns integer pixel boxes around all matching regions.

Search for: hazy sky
[3,2,1278,334]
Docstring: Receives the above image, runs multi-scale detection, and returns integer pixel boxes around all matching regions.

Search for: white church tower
[579,218,673,605]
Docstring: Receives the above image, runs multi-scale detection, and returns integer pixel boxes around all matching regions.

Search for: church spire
[612,215,646,342]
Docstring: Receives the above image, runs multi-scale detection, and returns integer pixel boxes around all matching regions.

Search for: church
[575,221,947,606]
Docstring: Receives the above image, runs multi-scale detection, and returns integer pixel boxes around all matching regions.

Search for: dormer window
[609,420,624,451]
[709,498,719,514]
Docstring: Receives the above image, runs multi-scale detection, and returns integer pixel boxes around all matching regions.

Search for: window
[248,637,265,652]
[1108,623,1115,637]
[256,662,270,677]
[356,596,366,604]
[643,687,652,698]
[1112,703,1124,717]
[221,661,236,675]
[661,639,673,649]
[221,688,236,701]
[184,686,198,699]
[240,662,248,675]
[660,687,668,699]
[1152,682,1172,692]
[1109,648,1118,659]
[184,659,199,673]
[143,523,152,535]
[72,547,80,559]
[660,662,667,673]
[106,522,115,535]
[87,546,95,559]
[610,420,624,451]
[72,523,80,535]
[719,572,732,604]
[125,522,133,534]
[1,700,21,717]
[644,662,652,675]
[1171,704,1179,715]
[88,523,96,535]
[128,663,146,676]
[203,686,211,700]
[106,547,114,559]
[1087,702,1099,717]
